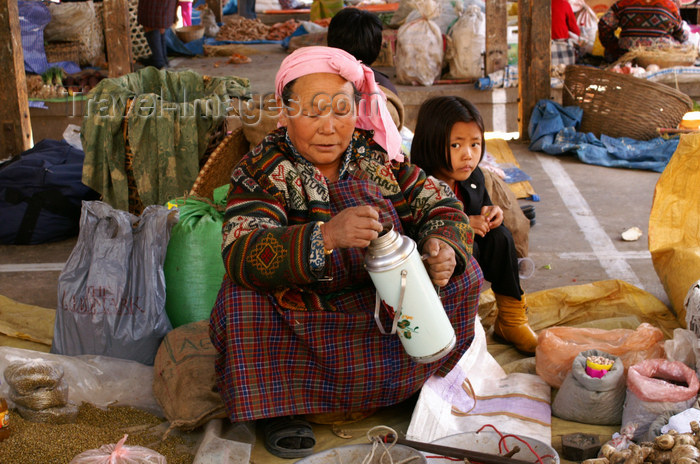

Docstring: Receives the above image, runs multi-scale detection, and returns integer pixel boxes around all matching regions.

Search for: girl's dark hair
[410,96,485,177]
[327,8,384,65]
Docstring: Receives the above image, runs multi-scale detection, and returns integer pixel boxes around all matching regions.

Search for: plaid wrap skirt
[209,177,483,421]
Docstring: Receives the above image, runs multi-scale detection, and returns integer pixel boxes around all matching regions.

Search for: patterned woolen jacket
[220,127,474,308]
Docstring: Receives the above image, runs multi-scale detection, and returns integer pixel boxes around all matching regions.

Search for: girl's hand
[481,205,504,229]
[422,238,456,287]
[321,206,383,250]
[469,214,490,237]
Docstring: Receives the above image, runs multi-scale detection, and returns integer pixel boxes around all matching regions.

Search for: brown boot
[493,293,538,354]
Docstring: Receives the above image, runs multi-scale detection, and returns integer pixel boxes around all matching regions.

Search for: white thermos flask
[364,224,456,363]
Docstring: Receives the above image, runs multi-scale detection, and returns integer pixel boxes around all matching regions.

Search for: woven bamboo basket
[609,45,698,70]
[45,41,81,63]
[175,25,205,43]
[189,127,250,200]
[563,65,693,140]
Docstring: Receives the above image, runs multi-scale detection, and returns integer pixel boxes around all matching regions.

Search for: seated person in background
[327,8,405,130]
[410,96,537,354]
[598,0,688,61]
[551,0,580,40]
[209,46,483,459]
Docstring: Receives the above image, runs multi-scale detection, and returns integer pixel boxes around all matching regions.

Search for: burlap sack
[482,168,529,258]
[152,320,227,431]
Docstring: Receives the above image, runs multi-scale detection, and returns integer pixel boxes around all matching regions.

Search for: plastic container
[679,111,700,130]
[518,257,535,279]
[0,396,10,442]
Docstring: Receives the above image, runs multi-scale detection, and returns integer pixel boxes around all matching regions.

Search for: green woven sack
[163,186,228,327]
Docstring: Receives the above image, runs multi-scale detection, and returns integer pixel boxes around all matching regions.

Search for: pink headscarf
[275,46,404,162]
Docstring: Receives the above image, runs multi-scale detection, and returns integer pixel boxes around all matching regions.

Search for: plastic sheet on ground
[528,99,680,173]
[0,346,162,415]
[649,133,700,325]
[485,138,537,200]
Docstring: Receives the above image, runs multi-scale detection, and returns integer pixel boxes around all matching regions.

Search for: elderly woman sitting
[598,0,688,61]
[209,46,483,459]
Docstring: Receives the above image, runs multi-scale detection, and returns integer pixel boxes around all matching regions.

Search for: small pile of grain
[0,403,194,464]
[216,15,270,42]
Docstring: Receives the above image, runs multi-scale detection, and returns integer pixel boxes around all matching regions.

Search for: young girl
[411,96,537,354]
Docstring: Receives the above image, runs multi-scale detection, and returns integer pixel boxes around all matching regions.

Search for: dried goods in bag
[3,360,64,395]
[395,0,443,86]
[445,4,485,79]
[70,434,166,464]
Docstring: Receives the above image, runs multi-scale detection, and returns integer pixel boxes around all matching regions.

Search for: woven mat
[486,138,537,199]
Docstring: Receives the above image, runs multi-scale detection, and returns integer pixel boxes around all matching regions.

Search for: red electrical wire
[475,424,548,464]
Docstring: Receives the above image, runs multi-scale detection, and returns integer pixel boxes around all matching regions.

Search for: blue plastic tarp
[19,1,80,75]
[528,99,679,173]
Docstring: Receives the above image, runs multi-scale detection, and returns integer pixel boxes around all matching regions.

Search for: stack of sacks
[3,360,79,424]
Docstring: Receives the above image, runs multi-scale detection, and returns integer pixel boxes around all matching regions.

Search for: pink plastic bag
[627,359,699,402]
[535,323,665,388]
[70,435,166,464]
[622,359,699,442]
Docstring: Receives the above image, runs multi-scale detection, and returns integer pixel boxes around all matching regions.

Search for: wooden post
[207,0,223,23]
[104,0,133,78]
[518,0,550,139]
[485,0,508,75]
[0,0,32,156]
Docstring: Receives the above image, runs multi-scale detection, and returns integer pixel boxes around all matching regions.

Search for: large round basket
[633,45,697,69]
[175,25,205,43]
[189,127,250,200]
[563,65,693,140]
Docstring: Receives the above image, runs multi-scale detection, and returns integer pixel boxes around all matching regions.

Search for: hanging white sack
[445,4,485,79]
[395,0,444,86]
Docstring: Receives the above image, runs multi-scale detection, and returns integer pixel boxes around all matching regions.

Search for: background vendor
[552,0,581,40]
[598,0,688,61]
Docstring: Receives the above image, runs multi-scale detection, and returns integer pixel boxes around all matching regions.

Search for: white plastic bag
[395,0,444,86]
[199,7,220,38]
[568,0,598,55]
[664,328,700,370]
[407,318,551,445]
[0,346,163,416]
[62,124,83,151]
[445,5,485,79]
[70,435,166,464]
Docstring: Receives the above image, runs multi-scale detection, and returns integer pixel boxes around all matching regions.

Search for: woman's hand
[481,205,503,229]
[422,238,456,288]
[321,206,383,250]
[469,214,490,237]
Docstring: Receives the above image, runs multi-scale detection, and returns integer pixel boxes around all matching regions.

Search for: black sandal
[263,416,316,459]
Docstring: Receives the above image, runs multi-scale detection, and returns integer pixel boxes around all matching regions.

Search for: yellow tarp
[486,138,537,199]
[478,279,680,368]
[649,133,700,326]
[0,294,54,352]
